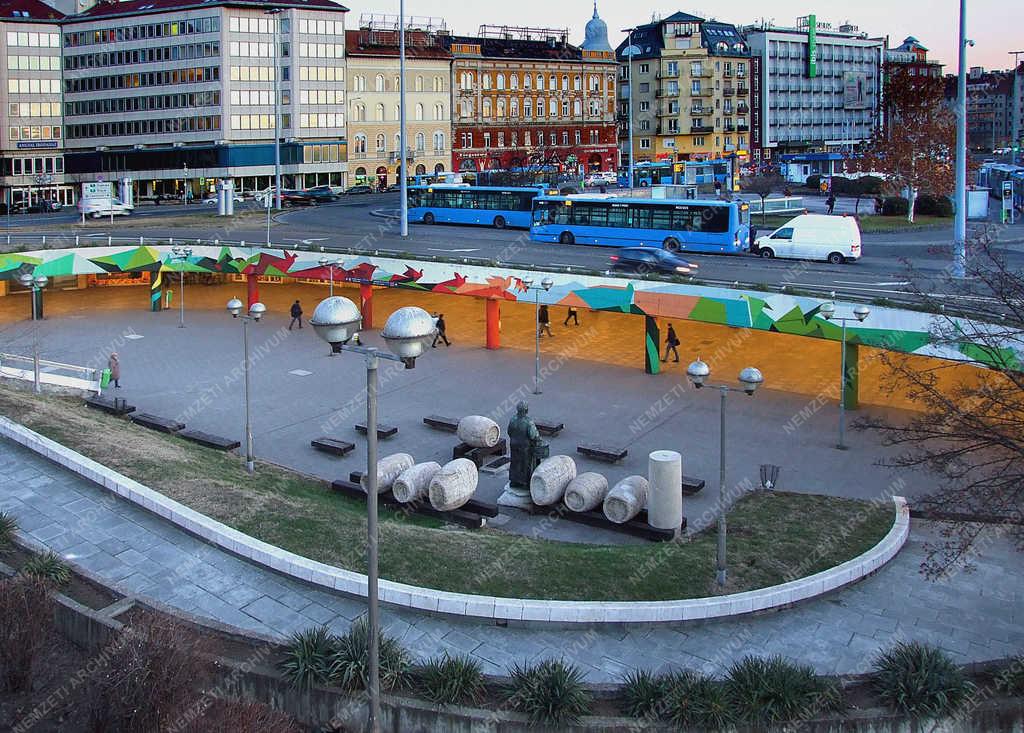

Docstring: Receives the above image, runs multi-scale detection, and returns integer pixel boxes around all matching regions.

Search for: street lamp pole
[820,302,870,450]
[621,28,637,189]
[267,8,283,211]
[318,257,339,297]
[952,0,969,279]
[227,298,266,473]
[399,2,408,238]
[686,359,764,586]
[171,247,192,328]
[17,273,48,394]
[521,276,553,394]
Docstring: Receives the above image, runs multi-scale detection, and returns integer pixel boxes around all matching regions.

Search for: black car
[609,247,698,275]
[345,185,373,195]
[386,183,402,193]
[303,185,338,203]
[281,190,317,206]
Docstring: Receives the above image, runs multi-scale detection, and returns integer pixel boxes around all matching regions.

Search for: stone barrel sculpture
[429,457,479,511]
[563,472,609,513]
[603,475,649,524]
[360,452,415,494]
[530,455,577,506]
[648,450,683,531]
[392,461,442,503]
[456,415,501,448]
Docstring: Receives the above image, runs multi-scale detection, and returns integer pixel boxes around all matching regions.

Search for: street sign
[82,181,112,201]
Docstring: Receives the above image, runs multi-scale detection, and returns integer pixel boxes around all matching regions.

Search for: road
[6,193,1024,304]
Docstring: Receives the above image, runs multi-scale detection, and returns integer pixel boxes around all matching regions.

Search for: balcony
[656,88,680,98]
[737,125,749,132]
[690,106,706,115]
[658,107,680,117]
[722,87,734,97]
[694,87,713,97]
[723,68,733,78]
[690,68,713,78]
[737,85,749,95]
[657,70,679,79]
[690,125,714,133]
[737,104,750,114]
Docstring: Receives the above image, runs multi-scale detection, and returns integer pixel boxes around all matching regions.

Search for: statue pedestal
[498,482,534,510]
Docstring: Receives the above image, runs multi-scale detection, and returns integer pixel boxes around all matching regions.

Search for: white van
[77,197,133,219]
[752,214,861,264]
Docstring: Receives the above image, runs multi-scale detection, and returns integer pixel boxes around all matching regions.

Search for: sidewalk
[2,437,1020,680]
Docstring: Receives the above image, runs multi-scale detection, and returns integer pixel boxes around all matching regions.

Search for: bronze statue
[502,401,549,506]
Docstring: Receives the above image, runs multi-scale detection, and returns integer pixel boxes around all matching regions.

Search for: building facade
[743,17,885,162]
[345,16,450,189]
[948,66,1017,152]
[0,0,69,210]
[616,12,751,168]
[446,14,617,177]
[59,0,348,200]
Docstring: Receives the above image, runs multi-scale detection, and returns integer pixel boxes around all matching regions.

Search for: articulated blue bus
[529,195,751,254]
[407,184,549,229]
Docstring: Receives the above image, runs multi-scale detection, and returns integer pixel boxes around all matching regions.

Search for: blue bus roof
[408,184,547,192]
[535,195,736,206]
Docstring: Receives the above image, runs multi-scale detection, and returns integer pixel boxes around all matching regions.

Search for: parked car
[609,247,698,275]
[202,194,243,204]
[751,214,861,264]
[303,185,338,203]
[345,184,373,195]
[26,200,62,213]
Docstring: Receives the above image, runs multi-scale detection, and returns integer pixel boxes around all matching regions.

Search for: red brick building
[444,15,618,176]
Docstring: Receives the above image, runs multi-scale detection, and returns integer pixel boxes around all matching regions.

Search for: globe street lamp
[226,298,266,473]
[686,358,764,586]
[521,276,554,395]
[310,297,434,733]
[318,257,343,298]
[16,272,48,393]
[170,247,193,328]
[819,302,870,450]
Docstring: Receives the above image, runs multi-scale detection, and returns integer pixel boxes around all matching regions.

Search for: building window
[639,138,651,149]
[496,73,505,90]
[415,132,425,152]
[498,131,505,146]
[525,131,531,146]
[639,63,649,74]
[574,129,580,144]
[483,132,491,147]
[639,101,650,112]
[561,131,568,145]
[694,136,704,146]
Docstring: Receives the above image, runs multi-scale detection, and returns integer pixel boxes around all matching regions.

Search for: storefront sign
[16,141,58,149]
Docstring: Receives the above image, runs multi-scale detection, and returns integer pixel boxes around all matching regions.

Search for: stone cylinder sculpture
[429,458,479,511]
[360,452,414,494]
[530,455,577,506]
[392,461,442,503]
[603,475,649,524]
[456,415,501,448]
[648,450,683,531]
[563,472,609,513]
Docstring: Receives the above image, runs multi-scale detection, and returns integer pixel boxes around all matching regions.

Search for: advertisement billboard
[807,14,817,78]
[843,72,871,110]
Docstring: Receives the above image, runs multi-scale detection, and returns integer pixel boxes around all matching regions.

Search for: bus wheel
[759,247,775,259]
[559,231,575,245]
[493,215,506,229]
[423,212,435,224]
[827,252,846,265]
[663,238,681,253]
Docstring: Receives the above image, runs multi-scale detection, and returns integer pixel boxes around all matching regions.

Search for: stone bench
[534,419,564,436]
[354,422,398,439]
[330,479,488,528]
[560,506,683,542]
[576,443,628,464]
[311,437,355,457]
[453,438,507,468]
[85,395,136,416]
[682,476,705,496]
[179,430,241,451]
[129,413,184,434]
[422,414,459,432]
[348,471,499,519]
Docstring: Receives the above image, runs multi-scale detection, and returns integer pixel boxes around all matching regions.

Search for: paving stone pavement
[1,437,1022,682]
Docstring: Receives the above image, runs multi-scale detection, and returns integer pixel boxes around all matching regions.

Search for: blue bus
[407,184,550,229]
[530,195,751,254]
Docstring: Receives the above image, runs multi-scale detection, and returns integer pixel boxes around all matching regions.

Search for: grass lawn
[0,388,894,601]
[751,213,950,234]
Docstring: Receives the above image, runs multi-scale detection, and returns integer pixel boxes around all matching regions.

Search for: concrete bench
[561,507,683,542]
[354,422,398,439]
[453,438,507,468]
[535,419,565,436]
[330,479,488,528]
[348,470,498,518]
[179,430,241,451]
[422,414,459,432]
[130,413,184,434]
[311,437,355,457]
[682,476,705,496]
[85,395,136,416]
[576,443,628,463]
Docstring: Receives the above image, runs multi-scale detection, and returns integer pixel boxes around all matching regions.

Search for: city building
[882,36,945,141]
[947,66,1017,152]
[0,0,69,210]
[742,17,885,169]
[885,36,943,78]
[445,9,618,177]
[345,15,450,190]
[615,12,751,168]
[59,0,349,200]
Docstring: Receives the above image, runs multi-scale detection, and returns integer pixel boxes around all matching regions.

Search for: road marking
[124,334,144,340]
[288,369,312,377]
[284,237,328,245]
[426,247,479,253]
[832,280,911,286]
[84,233,108,237]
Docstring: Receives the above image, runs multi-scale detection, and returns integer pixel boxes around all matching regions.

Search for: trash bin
[100,368,111,389]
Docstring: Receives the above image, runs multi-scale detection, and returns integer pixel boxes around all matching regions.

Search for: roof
[344,28,450,59]
[76,0,347,20]
[615,23,663,62]
[0,0,64,21]
[444,33,584,61]
[661,11,703,23]
[701,21,749,57]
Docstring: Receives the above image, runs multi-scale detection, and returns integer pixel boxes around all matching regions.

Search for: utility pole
[952,0,969,279]
[267,8,284,211]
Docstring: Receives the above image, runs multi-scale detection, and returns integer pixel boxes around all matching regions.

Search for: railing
[737,85,749,95]
[722,87,735,96]
[690,68,712,78]
[690,106,706,115]
[694,87,714,97]
[690,125,714,133]
[0,353,100,394]
[744,196,806,215]
[737,124,749,132]
[657,70,679,79]
[737,104,750,114]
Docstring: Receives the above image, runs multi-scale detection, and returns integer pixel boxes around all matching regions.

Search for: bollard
[169,237,173,246]
[75,235,79,247]
[139,236,143,245]
[42,236,45,246]
[214,239,219,247]
[107,236,112,246]
[240,239,245,248]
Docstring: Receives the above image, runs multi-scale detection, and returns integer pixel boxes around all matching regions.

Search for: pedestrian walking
[661,324,680,363]
[538,304,554,337]
[826,194,836,215]
[108,352,121,388]
[563,306,579,327]
[432,313,451,347]
[714,180,723,198]
[289,300,303,330]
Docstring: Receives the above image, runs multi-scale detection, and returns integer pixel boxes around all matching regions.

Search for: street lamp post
[226,298,266,473]
[183,163,189,205]
[310,297,435,733]
[171,247,192,328]
[952,0,969,279]
[686,359,764,587]
[621,28,638,189]
[266,8,283,211]
[16,272,48,394]
[399,2,408,238]
[819,302,870,450]
[521,276,554,394]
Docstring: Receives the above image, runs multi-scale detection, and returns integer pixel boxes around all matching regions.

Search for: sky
[362,0,1024,72]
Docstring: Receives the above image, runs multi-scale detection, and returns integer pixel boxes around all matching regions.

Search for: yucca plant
[329,616,411,692]
[0,511,17,549]
[664,670,736,729]
[507,658,592,725]
[416,652,486,706]
[21,550,71,587]
[279,625,335,689]
[725,654,841,724]
[621,668,674,719]
[872,641,974,718]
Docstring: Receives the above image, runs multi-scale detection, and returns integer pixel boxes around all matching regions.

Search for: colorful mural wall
[0,244,1014,367]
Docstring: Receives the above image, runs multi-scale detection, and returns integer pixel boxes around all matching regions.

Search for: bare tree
[741,174,785,226]
[856,236,1024,576]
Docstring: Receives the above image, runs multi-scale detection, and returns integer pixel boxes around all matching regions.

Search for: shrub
[914,194,954,217]
[0,575,53,692]
[621,668,672,719]
[806,174,822,190]
[279,625,334,689]
[0,511,17,549]
[665,671,736,730]
[725,655,843,724]
[177,699,302,733]
[881,196,910,216]
[329,616,411,692]
[21,550,71,587]
[830,176,884,196]
[872,641,974,718]
[507,658,592,725]
[416,652,486,706]
[995,657,1024,695]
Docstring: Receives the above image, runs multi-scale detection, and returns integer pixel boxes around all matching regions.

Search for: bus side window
[650,206,672,230]
[606,206,628,227]
[554,205,570,225]
[670,208,694,231]
[630,206,652,229]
